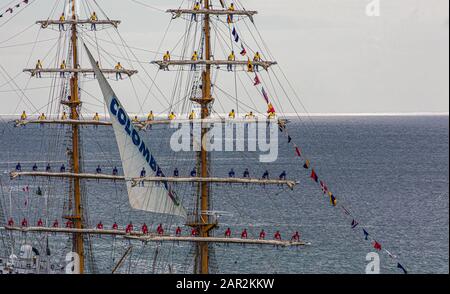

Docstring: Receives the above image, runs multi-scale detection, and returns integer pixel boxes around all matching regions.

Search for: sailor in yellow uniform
[60,60,66,77]
[228,109,236,119]
[168,112,177,121]
[90,12,98,31]
[247,58,254,73]
[245,111,256,119]
[115,62,123,80]
[93,112,100,129]
[253,52,261,72]
[192,2,200,22]
[189,110,196,120]
[20,111,27,121]
[61,112,68,120]
[227,51,235,72]
[38,113,46,121]
[227,3,235,23]
[163,51,171,71]
[59,13,65,31]
[191,51,198,71]
[132,116,140,123]
[35,60,43,78]
[147,111,155,121]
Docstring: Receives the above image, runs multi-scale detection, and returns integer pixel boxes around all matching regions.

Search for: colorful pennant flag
[310,169,319,183]
[373,241,382,251]
[363,229,369,240]
[240,44,247,56]
[295,146,302,157]
[320,180,328,194]
[253,74,261,86]
[397,263,408,274]
[341,205,351,216]
[288,136,292,143]
[303,160,310,169]
[232,27,239,42]
[351,219,359,229]
[261,87,269,103]
[329,192,337,206]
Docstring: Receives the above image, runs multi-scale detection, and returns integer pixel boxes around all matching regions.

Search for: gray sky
[0,0,448,115]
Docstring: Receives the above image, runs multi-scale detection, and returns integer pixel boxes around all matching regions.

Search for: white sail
[84,45,187,218]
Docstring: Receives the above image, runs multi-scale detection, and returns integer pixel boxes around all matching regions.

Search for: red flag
[320,181,328,194]
[310,169,319,183]
[254,74,261,86]
[240,44,247,56]
[373,241,382,251]
[295,146,301,157]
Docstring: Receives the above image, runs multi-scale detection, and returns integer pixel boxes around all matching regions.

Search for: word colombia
[169,119,279,163]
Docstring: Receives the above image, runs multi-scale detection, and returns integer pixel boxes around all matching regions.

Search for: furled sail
[84,45,187,218]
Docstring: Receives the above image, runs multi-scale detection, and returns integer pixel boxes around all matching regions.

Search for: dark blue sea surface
[0,115,448,274]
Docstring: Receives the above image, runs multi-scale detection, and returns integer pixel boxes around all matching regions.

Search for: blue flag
[351,219,359,229]
[397,263,408,274]
[232,28,239,42]
[363,229,369,240]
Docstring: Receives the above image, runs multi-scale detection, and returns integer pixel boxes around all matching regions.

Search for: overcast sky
[0,0,448,115]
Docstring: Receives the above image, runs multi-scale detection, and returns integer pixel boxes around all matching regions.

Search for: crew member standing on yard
[241,229,248,239]
[253,52,261,72]
[8,218,14,226]
[35,60,43,78]
[96,222,104,230]
[227,51,235,72]
[191,51,198,71]
[112,222,119,230]
[225,227,232,238]
[59,60,66,77]
[157,224,164,235]
[274,230,282,240]
[37,219,44,227]
[142,223,149,235]
[243,168,250,178]
[90,12,98,31]
[126,222,133,234]
[21,218,28,227]
[228,109,236,119]
[15,163,22,172]
[59,13,65,31]
[93,112,100,129]
[228,168,235,178]
[192,2,200,22]
[163,51,171,71]
[175,226,182,236]
[227,3,235,23]
[20,111,27,121]
[53,219,59,228]
[115,62,123,80]
[291,231,300,242]
[259,229,266,240]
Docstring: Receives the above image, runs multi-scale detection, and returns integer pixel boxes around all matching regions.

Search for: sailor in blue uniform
[46,163,51,172]
[32,164,38,171]
[60,164,66,173]
[16,163,22,171]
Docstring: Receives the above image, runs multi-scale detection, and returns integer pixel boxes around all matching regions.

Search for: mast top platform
[36,19,121,28]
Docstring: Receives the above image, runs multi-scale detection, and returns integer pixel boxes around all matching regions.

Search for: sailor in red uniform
[225,227,232,238]
[291,231,300,242]
[65,220,73,228]
[141,223,149,235]
[175,226,182,236]
[191,228,199,237]
[274,230,282,240]
[21,218,28,227]
[125,222,133,234]
[96,222,104,230]
[241,229,248,239]
[112,222,119,230]
[37,218,44,227]
[259,229,266,240]
[157,223,164,235]
[7,218,14,226]
[53,219,59,228]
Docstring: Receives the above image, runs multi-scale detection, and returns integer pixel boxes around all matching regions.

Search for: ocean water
[0,115,448,274]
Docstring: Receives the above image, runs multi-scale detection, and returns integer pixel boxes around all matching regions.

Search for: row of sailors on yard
[33,59,124,80]
[162,49,263,72]
[20,107,276,124]
[8,218,301,241]
[15,162,287,181]
[57,12,99,32]
[191,2,236,23]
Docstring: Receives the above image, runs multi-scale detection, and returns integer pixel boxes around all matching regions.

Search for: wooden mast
[199,0,213,275]
[69,0,84,274]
